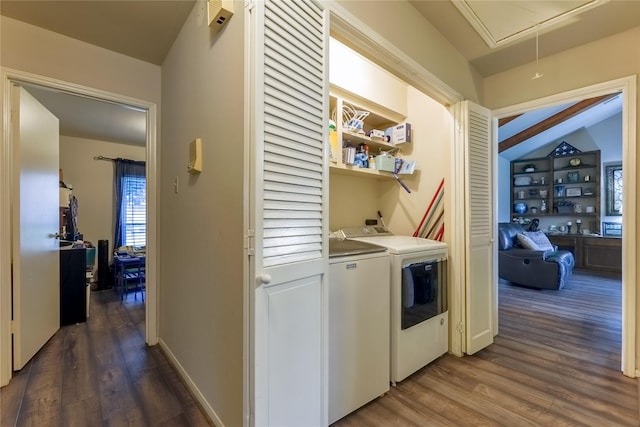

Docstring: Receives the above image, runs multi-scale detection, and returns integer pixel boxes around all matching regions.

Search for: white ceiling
[23,84,147,146]
[1,0,635,149]
[499,94,622,161]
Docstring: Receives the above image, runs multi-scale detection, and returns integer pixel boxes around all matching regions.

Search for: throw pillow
[516,233,541,250]
[522,231,555,252]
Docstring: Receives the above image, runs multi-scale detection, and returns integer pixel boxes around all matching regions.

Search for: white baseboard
[158,338,225,426]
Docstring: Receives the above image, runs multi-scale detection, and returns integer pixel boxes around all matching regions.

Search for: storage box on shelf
[510,150,601,233]
[329,92,415,179]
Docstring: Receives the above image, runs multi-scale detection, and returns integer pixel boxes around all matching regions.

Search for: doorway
[492,77,637,377]
[0,69,159,386]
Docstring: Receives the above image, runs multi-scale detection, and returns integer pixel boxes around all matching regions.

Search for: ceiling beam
[498,114,522,128]
[498,93,618,153]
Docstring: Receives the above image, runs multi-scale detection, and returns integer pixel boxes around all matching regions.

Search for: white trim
[492,118,500,337]
[0,67,160,386]
[158,338,225,426]
[243,2,254,426]
[449,102,466,357]
[493,75,637,378]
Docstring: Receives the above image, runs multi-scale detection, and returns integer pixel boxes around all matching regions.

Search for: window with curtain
[121,175,146,246]
[114,159,146,249]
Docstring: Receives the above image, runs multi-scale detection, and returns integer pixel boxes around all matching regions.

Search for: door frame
[0,67,159,386]
[492,76,637,377]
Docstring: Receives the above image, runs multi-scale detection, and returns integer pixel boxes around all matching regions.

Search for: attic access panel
[452,0,607,47]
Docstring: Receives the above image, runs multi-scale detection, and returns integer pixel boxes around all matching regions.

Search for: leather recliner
[498,222,575,290]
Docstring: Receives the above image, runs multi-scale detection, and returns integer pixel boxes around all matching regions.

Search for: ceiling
[0,0,195,66]
[410,0,640,77]
[498,93,622,161]
[23,84,147,146]
[1,0,635,148]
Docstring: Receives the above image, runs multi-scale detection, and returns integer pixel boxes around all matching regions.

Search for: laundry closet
[328,39,452,233]
[327,39,454,423]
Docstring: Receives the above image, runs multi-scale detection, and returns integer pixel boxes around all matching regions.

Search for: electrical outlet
[173,176,179,194]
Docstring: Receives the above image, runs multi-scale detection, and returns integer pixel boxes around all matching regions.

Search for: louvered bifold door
[463,100,495,355]
[250,1,329,426]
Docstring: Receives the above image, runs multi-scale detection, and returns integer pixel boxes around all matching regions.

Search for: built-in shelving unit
[329,91,414,179]
[511,150,601,233]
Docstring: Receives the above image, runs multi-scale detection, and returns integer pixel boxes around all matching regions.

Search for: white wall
[59,136,145,247]
[593,115,623,224]
[159,2,244,426]
[524,128,599,159]
[591,114,623,164]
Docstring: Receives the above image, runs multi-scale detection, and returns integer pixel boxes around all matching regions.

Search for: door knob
[256,273,272,285]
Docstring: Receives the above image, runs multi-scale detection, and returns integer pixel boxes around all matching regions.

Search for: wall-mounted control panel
[188,137,202,174]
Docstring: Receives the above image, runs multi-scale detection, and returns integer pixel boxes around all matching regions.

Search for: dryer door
[401,259,447,330]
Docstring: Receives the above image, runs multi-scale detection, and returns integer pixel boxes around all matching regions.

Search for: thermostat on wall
[188,138,202,174]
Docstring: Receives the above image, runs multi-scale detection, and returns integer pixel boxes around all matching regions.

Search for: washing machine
[328,238,390,424]
[336,226,448,384]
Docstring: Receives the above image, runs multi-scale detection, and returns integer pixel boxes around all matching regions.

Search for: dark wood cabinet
[60,247,87,326]
[512,150,601,233]
[546,234,621,276]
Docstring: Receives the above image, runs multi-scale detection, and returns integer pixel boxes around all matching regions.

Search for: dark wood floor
[333,270,639,426]
[0,289,212,427]
[3,272,638,426]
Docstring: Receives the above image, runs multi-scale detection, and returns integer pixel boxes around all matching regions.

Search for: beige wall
[0,16,161,106]
[484,27,640,369]
[380,86,451,237]
[59,136,145,248]
[484,27,640,110]
[159,2,245,425]
[335,0,483,103]
[329,45,452,237]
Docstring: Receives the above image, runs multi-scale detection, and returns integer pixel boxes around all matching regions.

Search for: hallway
[0,290,211,426]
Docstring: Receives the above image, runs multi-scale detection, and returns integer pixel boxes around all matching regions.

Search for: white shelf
[329,162,394,179]
[330,92,415,179]
[342,130,404,155]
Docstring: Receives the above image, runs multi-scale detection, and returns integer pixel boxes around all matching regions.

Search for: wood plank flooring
[2,271,637,426]
[333,270,639,426]
[0,290,212,427]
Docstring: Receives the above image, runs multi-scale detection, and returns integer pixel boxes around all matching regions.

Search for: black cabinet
[60,247,87,326]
